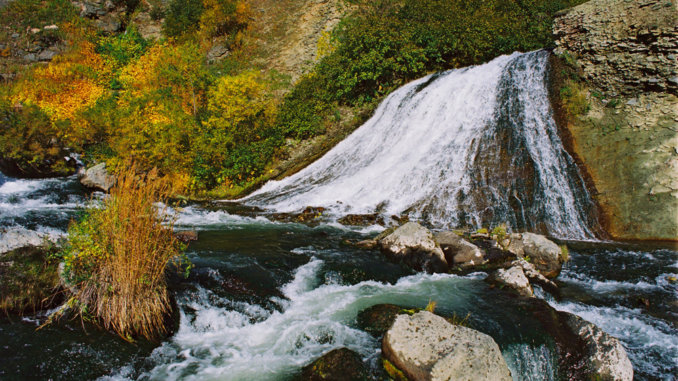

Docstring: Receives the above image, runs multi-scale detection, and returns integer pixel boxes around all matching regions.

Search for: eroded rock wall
[553,0,678,240]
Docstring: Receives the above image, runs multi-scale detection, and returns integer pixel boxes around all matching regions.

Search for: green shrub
[96,28,149,69]
[163,0,205,38]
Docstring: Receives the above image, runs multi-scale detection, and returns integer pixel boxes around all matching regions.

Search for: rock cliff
[552,0,678,240]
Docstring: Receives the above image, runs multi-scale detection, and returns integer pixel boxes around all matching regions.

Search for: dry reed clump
[60,165,187,341]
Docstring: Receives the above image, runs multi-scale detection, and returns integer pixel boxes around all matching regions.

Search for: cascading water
[245,51,597,240]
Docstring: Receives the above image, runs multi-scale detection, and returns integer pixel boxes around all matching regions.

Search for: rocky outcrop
[301,348,368,381]
[434,231,485,269]
[378,222,448,273]
[79,162,116,192]
[487,265,533,297]
[554,0,677,96]
[506,232,563,278]
[552,0,678,240]
[562,312,634,381]
[382,311,512,381]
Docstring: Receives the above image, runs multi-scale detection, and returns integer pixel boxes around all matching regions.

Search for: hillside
[0,0,585,198]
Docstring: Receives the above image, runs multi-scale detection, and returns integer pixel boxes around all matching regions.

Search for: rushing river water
[0,173,676,380]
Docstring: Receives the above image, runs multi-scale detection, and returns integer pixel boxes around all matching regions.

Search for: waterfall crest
[245,51,597,239]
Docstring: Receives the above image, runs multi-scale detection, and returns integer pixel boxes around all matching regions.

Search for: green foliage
[0,101,74,175]
[163,0,205,38]
[491,224,508,240]
[96,28,149,69]
[1,0,79,30]
[382,358,408,381]
[560,244,570,262]
[276,74,330,139]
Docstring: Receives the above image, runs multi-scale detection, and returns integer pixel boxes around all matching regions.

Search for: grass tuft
[560,244,570,262]
[60,164,189,341]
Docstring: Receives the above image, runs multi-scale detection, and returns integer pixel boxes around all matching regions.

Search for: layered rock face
[552,0,678,240]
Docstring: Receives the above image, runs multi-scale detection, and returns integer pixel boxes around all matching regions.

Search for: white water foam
[106,259,543,381]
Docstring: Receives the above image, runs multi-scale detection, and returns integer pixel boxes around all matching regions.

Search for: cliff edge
[552,0,678,240]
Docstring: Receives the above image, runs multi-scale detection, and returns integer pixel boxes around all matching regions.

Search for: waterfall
[245,51,597,240]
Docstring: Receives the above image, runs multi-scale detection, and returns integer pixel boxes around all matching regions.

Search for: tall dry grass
[62,165,185,341]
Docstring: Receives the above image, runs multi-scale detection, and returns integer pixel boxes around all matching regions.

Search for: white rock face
[563,313,634,381]
[379,222,447,273]
[0,227,59,255]
[487,265,534,297]
[382,311,512,381]
[79,162,116,192]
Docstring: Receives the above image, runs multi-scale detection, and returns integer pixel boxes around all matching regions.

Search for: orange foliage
[10,38,107,141]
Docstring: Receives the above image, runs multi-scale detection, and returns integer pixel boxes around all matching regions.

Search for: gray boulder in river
[382,311,512,381]
[79,162,116,192]
[434,231,485,269]
[378,222,448,273]
[563,312,634,381]
[506,232,563,278]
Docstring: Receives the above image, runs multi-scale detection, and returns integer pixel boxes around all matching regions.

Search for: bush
[163,0,205,38]
[60,165,189,341]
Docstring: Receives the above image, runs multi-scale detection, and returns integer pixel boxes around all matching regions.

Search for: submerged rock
[338,213,384,226]
[79,162,116,192]
[270,206,326,224]
[486,265,533,297]
[434,231,485,268]
[562,312,634,381]
[382,311,512,381]
[301,348,368,381]
[356,304,409,337]
[174,230,198,243]
[378,222,448,273]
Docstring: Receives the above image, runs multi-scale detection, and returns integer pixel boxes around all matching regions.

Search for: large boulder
[301,348,368,381]
[434,231,485,269]
[79,162,116,192]
[378,222,447,273]
[507,233,563,278]
[562,312,634,381]
[486,265,533,297]
[382,311,512,381]
[0,227,59,255]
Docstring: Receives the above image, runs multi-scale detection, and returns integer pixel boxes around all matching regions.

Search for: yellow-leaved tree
[110,41,211,185]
